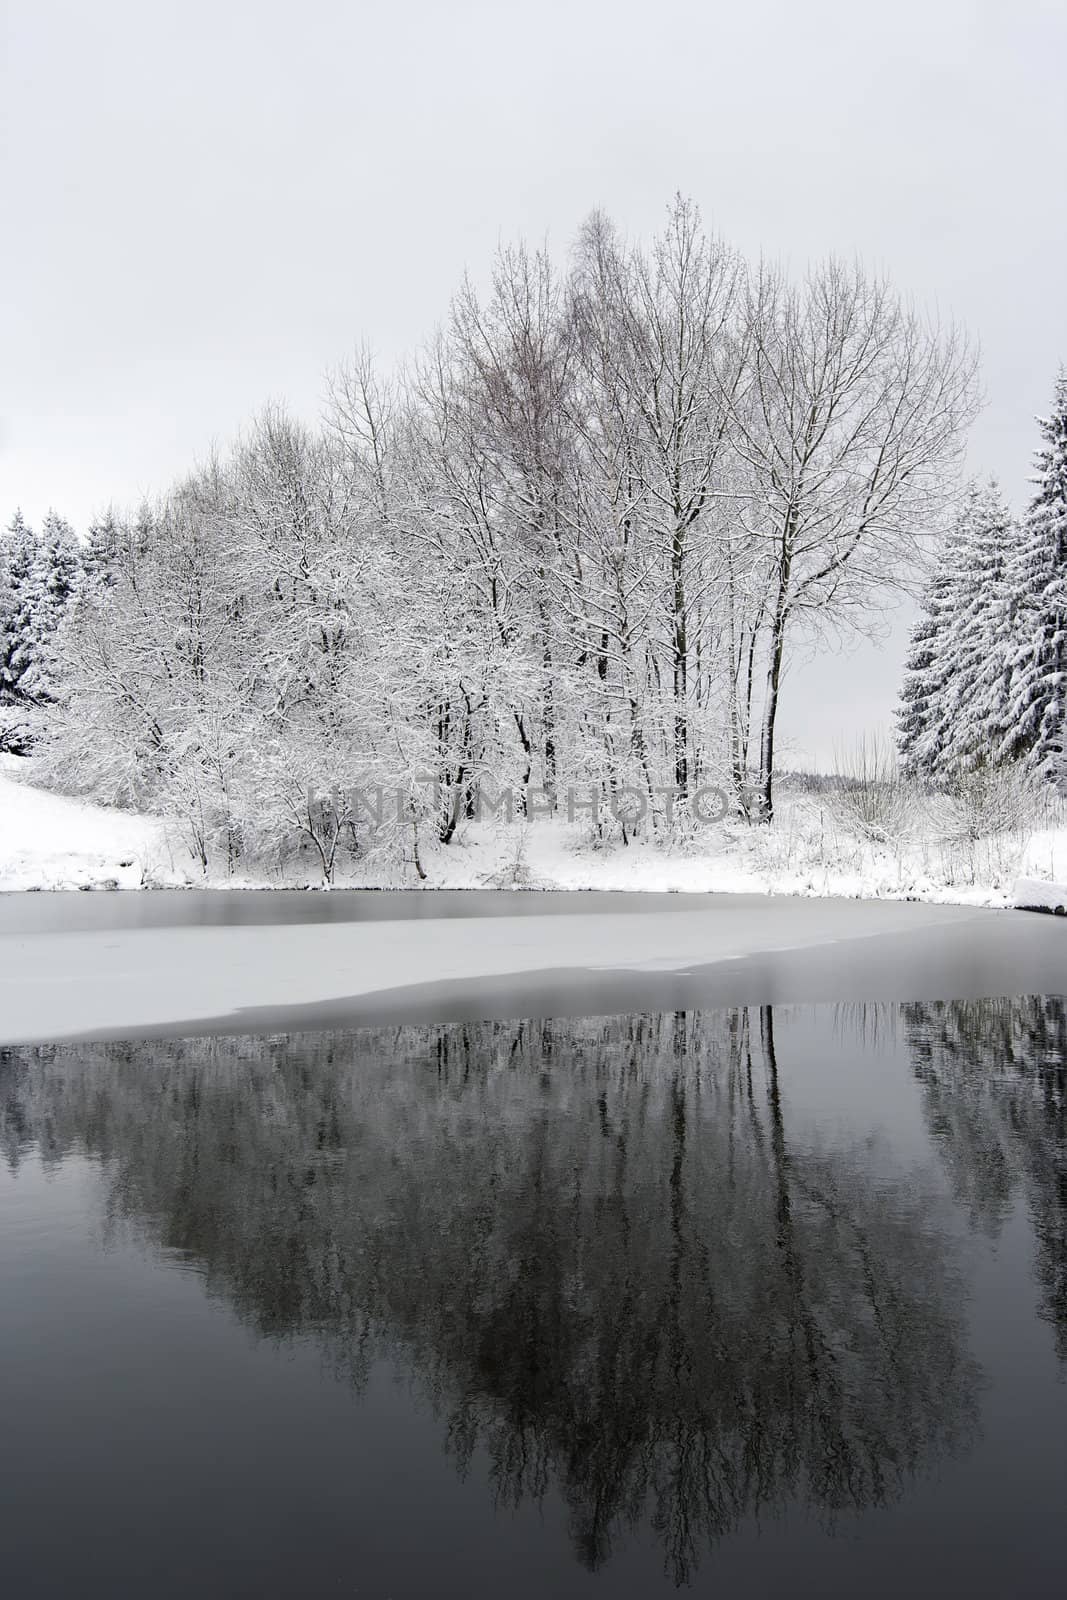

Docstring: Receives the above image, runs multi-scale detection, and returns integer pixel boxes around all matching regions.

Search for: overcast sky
[3,0,1065,765]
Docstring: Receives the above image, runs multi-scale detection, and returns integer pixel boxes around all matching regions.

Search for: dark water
[2,999,1066,1598]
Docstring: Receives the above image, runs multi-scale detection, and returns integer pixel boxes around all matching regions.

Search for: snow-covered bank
[3,755,1067,908]
[1013,877,1067,914]
[0,755,176,890]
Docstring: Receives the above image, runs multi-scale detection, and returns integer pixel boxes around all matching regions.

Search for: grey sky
[3,0,1065,765]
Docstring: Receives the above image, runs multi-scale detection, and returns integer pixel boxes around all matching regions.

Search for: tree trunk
[672,524,688,798]
[758,603,788,823]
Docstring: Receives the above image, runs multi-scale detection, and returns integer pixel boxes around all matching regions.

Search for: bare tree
[729,259,978,819]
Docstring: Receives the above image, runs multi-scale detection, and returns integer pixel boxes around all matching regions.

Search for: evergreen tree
[85,509,123,587]
[19,513,84,699]
[937,481,1016,772]
[898,482,1016,780]
[997,373,1067,784]
[898,561,955,779]
[0,510,38,697]
[0,509,84,703]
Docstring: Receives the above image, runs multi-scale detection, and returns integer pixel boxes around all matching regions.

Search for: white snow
[1013,876,1067,913]
[1015,828,1067,886]
[0,755,179,890]
[3,754,1067,909]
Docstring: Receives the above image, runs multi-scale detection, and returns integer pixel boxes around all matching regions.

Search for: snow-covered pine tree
[20,512,85,699]
[898,481,1016,781]
[0,509,84,703]
[0,510,38,698]
[84,509,124,586]
[897,560,955,779]
[996,373,1067,785]
[936,481,1017,774]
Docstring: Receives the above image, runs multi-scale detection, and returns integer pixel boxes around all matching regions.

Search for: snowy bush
[828,739,921,849]
[932,763,1046,844]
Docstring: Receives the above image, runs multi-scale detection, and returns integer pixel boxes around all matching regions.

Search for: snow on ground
[0,755,182,890]
[1013,876,1067,913]
[1016,828,1067,888]
[416,816,1039,907]
[3,754,1067,907]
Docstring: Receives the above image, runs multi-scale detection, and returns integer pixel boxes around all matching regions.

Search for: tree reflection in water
[0,1003,1008,1585]
[904,996,1067,1360]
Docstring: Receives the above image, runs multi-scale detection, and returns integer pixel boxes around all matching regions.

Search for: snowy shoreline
[3,754,1066,910]
[5,755,1067,1044]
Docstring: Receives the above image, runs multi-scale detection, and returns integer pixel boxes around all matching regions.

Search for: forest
[2,199,1064,883]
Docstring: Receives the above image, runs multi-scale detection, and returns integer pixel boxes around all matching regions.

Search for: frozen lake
[2,892,1065,1594]
[2,889,1066,1043]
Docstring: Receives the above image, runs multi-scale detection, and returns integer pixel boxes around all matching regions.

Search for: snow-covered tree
[0,511,37,697]
[36,198,982,871]
[898,482,1017,780]
[730,260,978,819]
[0,510,84,704]
[22,513,84,698]
[897,561,955,779]
[84,509,125,587]
[996,374,1067,784]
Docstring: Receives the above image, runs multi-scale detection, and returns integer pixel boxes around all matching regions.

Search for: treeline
[3,199,978,875]
[898,374,1067,787]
